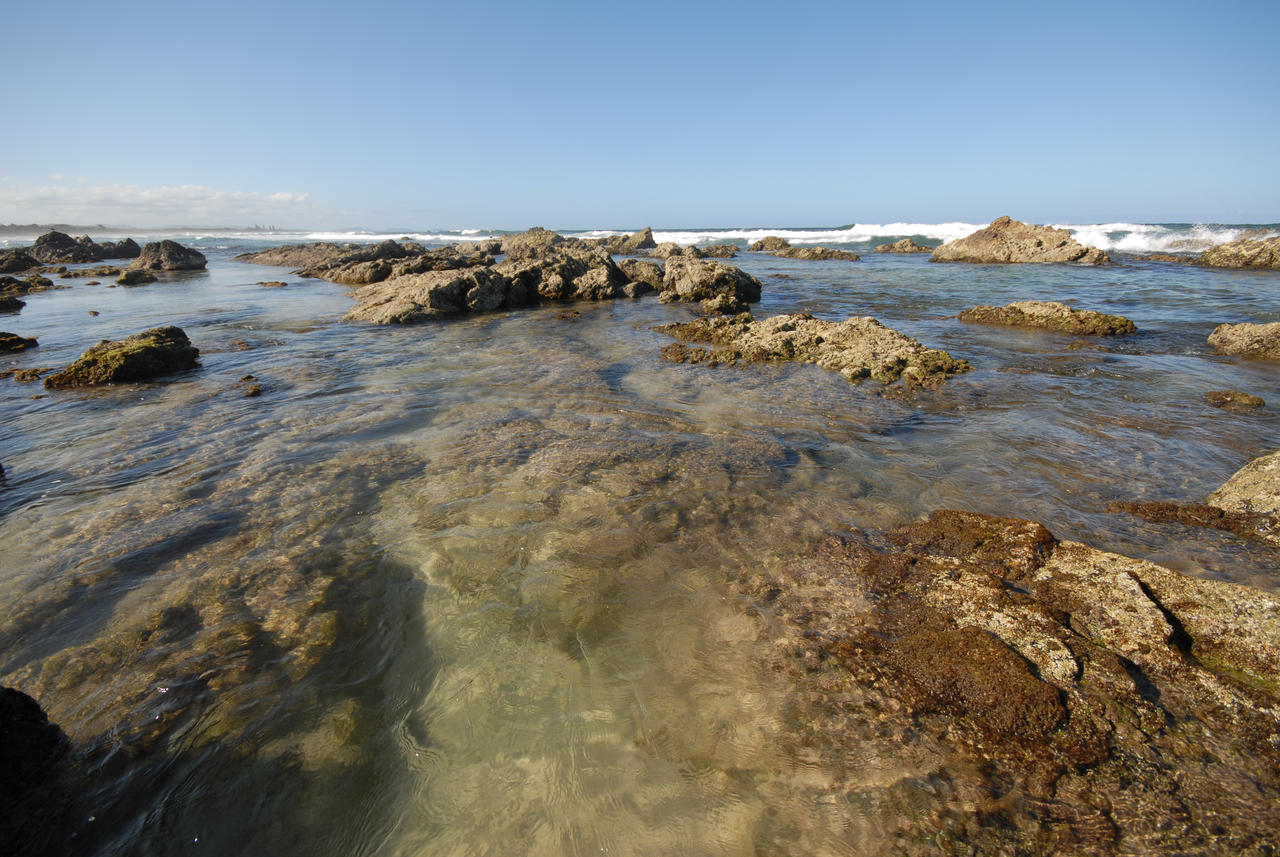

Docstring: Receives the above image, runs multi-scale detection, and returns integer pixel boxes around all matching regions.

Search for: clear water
[1,237,1277,855]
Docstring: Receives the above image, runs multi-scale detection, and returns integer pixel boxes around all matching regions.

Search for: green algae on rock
[115,269,157,286]
[1205,389,1266,411]
[1197,234,1280,269]
[658,312,971,387]
[959,300,1137,335]
[931,216,1111,264]
[1207,321,1280,359]
[42,326,199,389]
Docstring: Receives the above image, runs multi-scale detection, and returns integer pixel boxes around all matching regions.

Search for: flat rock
[0,332,38,353]
[1208,448,1280,517]
[931,216,1111,264]
[129,240,207,271]
[1207,321,1280,359]
[959,300,1136,335]
[875,237,935,253]
[43,326,199,388]
[0,274,58,299]
[770,245,861,261]
[658,258,762,314]
[1205,389,1265,411]
[1198,235,1280,269]
[658,312,971,387]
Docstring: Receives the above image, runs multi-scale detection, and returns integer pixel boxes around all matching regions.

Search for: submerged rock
[875,237,935,253]
[1207,321,1280,359]
[0,332,38,353]
[735,509,1280,854]
[959,300,1137,335]
[0,274,59,299]
[658,312,971,388]
[1205,389,1265,411]
[658,258,763,314]
[1198,235,1280,269]
[43,326,199,388]
[235,241,354,269]
[115,269,157,286]
[129,240,207,271]
[931,216,1111,264]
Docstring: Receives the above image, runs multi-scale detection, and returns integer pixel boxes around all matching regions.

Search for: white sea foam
[302,230,502,243]
[1054,222,1279,254]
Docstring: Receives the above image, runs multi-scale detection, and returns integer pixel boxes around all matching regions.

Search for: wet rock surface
[733,509,1280,855]
[0,332,38,353]
[1207,321,1280,359]
[932,216,1111,264]
[115,269,157,286]
[29,231,141,264]
[875,237,935,253]
[959,300,1137,335]
[1205,389,1265,411]
[657,257,763,314]
[43,326,199,388]
[1208,448,1280,517]
[0,274,60,299]
[129,240,208,271]
[1198,235,1280,269]
[0,295,25,313]
[0,249,39,273]
[1,687,70,856]
[658,312,971,388]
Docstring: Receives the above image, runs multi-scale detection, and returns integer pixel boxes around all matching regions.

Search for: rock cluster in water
[43,326,200,389]
[874,237,935,253]
[658,312,972,388]
[748,235,860,261]
[1197,234,1280,269]
[734,508,1280,854]
[931,216,1111,264]
[28,231,141,264]
[1207,321,1280,359]
[959,300,1137,335]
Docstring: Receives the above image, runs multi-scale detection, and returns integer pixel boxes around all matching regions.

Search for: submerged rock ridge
[1198,235,1280,269]
[1207,321,1280,359]
[959,300,1137,335]
[28,231,141,264]
[658,312,971,387]
[931,216,1111,264]
[129,240,207,272]
[735,509,1280,855]
[43,326,199,388]
[746,235,859,261]
[875,237,935,253]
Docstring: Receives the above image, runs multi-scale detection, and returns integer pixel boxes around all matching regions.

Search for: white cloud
[0,182,313,226]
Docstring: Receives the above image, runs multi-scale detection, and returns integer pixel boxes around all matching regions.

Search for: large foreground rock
[959,300,1136,335]
[931,216,1111,264]
[1,687,70,855]
[735,509,1280,854]
[1207,321,1280,359]
[43,326,199,388]
[658,312,971,388]
[129,240,207,271]
[1198,235,1280,269]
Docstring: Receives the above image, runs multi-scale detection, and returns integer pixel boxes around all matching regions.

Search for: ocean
[1,222,1278,855]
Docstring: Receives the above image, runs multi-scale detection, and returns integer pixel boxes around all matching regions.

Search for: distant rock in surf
[959,300,1136,335]
[748,236,791,252]
[29,231,141,264]
[590,227,657,255]
[43,326,199,388]
[696,244,738,258]
[1197,235,1280,269]
[875,237,935,253]
[748,235,859,261]
[129,240,207,272]
[1207,321,1280,360]
[931,216,1111,264]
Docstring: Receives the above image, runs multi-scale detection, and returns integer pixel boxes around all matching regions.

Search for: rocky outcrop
[931,216,1111,264]
[1208,448,1280,517]
[772,245,860,261]
[657,258,763,314]
[735,509,1280,854]
[129,240,207,272]
[875,237,935,253]
[696,243,738,258]
[959,300,1137,335]
[115,269,157,286]
[1198,235,1280,269]
[1,686,70,856]
[650,242,686,259]
[0,249,38,273]
[1205,390,1265,411]
[1207,321,1280,359]
[748,236,791,252]
[0,332,38,353]
[238,240,489,286]
[43,326,199,388]
[0,296,24,313]
[235,242,354,269]
[596,227,657,255]
[29,231,140,264]
[658,312,971,388]
[0,274,58,299]
[617,258,664,289]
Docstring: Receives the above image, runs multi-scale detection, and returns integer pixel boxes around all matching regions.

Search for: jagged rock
[0,296,24,313]
[1198,235,1280,269]
[770,245,860,261]
[658,312,971,387]
[617,258,664,288]
[734,509,1280,854]
[0,332,38,353]
[129,240,207,272]
[696,243,738,258]
[597,227,657,255]
[28,231,140,264]
[959,300,1136,335]
[1205,390,1265,411]
[1,686,70,855]
[98,237,141,259]
[389,245,494,278]
[501,227,567,261]
[650,242,686,259]
[931,216,1111,264]
[1208,448,1280,518]
[344,268,520,324]
[1207,321,1280,359]
[43,326,199,388]
[115,269,157,286]
[0,249,38,273]
[875,237,935,253]
[0,274,58,299]
[748,236,791,252]
[658,258,762,314]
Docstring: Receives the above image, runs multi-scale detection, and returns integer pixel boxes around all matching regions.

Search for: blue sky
[4,0,1277,229]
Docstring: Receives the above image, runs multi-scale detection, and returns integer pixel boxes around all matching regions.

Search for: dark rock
[0,295,23,313]
[658,258,762,314]
[748,236,791,252]
[658,312,971,387]
[29,231,141,264]
[1207,321,1280,359]
[0,249,38,273]
[959,300,1137,335]
[875,237,935,253]
[932,216,1111,264]
[115,269,157,286]
[0,275,58,299]
[43,326,199,388]
[1198,235,1280,269]
[98,237,141,259]
[55,265,122,279]
[258,281,287,288]
[0,332,38,353]
[0,686,70,855]
[1205,390,1265,411]
[129,240,207,271]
